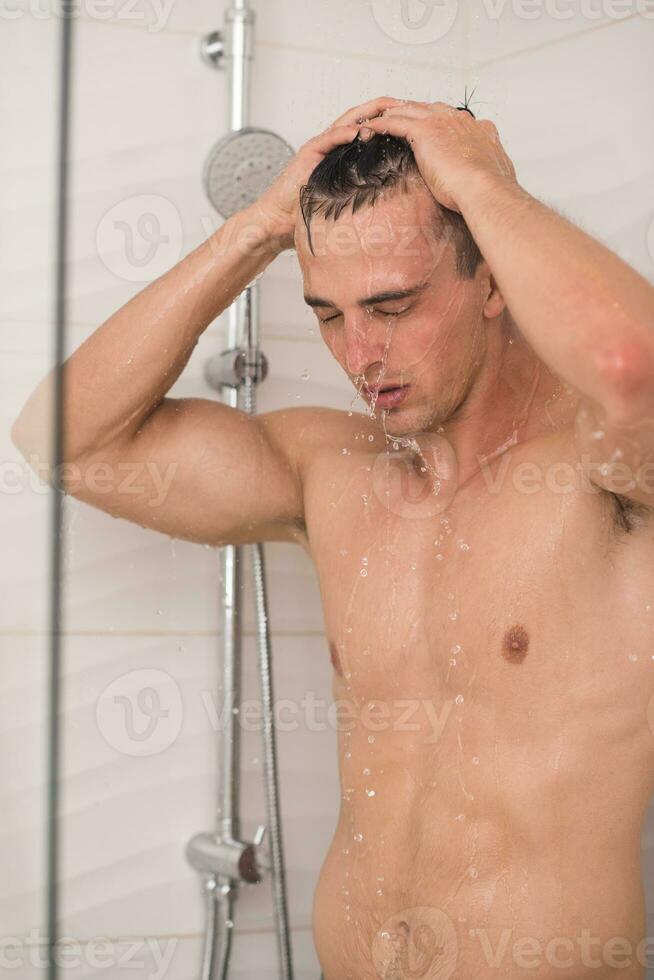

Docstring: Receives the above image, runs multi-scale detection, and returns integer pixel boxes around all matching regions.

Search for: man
[12,97,654,979]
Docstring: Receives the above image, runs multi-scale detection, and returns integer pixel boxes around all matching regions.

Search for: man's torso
[296,407,654,980]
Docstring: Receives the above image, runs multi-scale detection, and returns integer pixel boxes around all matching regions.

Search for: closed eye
[319,312,342,324]
[378,307,409,318]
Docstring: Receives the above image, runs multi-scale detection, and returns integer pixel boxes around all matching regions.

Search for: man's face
[296,182,488,437]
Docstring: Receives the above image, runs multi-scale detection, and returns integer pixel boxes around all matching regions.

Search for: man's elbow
[596,333,654,426]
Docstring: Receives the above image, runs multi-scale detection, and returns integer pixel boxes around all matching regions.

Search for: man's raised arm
[11,108,388,546]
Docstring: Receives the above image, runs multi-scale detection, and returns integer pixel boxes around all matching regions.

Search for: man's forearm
[12,206,283,469]
[458,171,654,418]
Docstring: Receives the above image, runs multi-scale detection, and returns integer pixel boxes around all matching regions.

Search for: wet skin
[290,188,654,979]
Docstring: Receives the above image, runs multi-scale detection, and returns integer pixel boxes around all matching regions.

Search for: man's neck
[435,325,568,490]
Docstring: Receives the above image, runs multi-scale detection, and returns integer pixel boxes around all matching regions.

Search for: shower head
[203,127,295,219]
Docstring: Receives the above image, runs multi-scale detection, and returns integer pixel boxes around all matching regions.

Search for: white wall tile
[74,0,467,71]
[464,18,654,276]
[0,15,59,323]
[466,0,647,68]
[0,636,49,940]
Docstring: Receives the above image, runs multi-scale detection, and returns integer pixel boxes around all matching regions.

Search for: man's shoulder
[257,405,378,462]
[509,423,653,538]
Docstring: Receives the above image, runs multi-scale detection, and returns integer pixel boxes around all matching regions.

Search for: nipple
[502,624,529,664]
[330,641,344,676]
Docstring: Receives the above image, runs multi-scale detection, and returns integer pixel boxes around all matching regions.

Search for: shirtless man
[12,97,654,979]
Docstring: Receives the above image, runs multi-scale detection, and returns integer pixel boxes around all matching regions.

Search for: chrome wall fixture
[186,3,295,978]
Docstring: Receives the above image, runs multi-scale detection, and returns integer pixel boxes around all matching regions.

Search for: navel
[502,624,530,664]
[329,640,343,676]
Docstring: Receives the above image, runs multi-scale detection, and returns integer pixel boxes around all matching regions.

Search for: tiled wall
[2,2,654,977]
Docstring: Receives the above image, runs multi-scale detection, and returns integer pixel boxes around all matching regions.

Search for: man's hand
[252,96,406,249]
[360,99,518,213]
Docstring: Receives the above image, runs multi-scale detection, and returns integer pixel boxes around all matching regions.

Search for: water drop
[301,369,310,381]
[472,756,480,765]
[455,694,464,705]
[457,539,470,551]
[360,569,368,577]
[367,735,375,743]
[363,767,371,775]
[628,653,638,662]
[354,832,364,842]
[366,789,376,797]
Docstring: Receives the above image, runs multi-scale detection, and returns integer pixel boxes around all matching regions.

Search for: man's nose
[343,315,387,377]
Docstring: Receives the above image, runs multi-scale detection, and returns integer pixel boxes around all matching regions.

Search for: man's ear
[480,265,506,319]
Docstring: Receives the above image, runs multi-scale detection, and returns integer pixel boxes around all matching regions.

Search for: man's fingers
[382,105,432,120]
[331,96,406,128]
[308,123,366,155]
[360,114,417,143]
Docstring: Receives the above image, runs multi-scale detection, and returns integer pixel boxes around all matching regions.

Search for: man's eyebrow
[303,284,427,309]
[360,285,427,306]
[303,294,336,309]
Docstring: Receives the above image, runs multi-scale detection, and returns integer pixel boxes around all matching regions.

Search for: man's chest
[303,446,654,720]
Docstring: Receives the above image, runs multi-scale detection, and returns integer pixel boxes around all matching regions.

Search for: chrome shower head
[203,127,295,219]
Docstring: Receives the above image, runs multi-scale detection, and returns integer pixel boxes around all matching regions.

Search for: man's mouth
[363,383,410,410]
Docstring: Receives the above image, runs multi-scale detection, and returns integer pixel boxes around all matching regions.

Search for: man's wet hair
[299,133,483,279]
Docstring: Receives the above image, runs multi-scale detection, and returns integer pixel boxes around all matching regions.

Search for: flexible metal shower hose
[242,373,294,980]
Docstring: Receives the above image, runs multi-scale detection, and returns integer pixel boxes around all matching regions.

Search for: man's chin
[377,405,432,439]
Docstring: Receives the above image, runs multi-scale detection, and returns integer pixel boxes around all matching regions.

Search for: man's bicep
[67,396,305,545]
